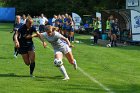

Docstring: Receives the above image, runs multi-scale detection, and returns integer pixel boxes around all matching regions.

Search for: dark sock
[30,62,35,75]
[70,36,73,42]
[72,36,74,41]
[14,47,17,54]
[96,38,98,44]
[94,36,97,44]
[16,50,18,56]
[114,40,117,46]
[111,40,114,47]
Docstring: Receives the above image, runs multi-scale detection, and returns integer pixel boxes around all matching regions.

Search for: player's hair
[26,16,33,24]
[44,25,51,31]
[16,15,20,19]
[44,25,58,32]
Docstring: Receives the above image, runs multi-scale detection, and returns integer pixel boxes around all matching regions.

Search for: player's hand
[69,44,74,48]
[43,42,47,48]
[15,41,20,48]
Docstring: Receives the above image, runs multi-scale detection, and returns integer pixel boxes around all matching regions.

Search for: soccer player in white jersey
[32,25,77,80]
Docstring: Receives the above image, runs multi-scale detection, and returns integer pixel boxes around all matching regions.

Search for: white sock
[59,65,69,78]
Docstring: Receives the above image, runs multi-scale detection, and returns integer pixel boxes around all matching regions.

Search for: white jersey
[42,31,71,54]
[42,31,67,49]
[52,18,56,26]
[39,17,48,25]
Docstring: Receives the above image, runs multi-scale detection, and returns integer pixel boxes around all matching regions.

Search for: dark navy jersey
[66,23,72,31]
[58,19,63,23]
[18,24,37,46]
[13,23,23,32]
[13,23,23,41]
[14,23,23,29]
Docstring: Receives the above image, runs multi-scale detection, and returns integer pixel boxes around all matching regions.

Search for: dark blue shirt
[13,23,23,31]
[18,24,37,46]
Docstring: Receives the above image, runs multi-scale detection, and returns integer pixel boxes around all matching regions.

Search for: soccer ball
[106,44,111,48]
[54,59,63,67]
[75,40,80,43]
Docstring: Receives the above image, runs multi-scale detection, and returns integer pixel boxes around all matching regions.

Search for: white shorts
[54,44,71,55]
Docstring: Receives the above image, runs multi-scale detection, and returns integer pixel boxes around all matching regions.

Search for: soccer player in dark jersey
[12,15,23,58]
[110,18,119,47]
[14,17,46,77]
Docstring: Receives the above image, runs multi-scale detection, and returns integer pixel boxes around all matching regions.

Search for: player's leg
[21,53,30,66]
[65,51,77,70]
[111,33,114,47]
[13,34,18,58]
[14,47,18,58]
[28,50,35,77]
[55,51,69,80]
[114,34,117,46]
[70,29,74,43]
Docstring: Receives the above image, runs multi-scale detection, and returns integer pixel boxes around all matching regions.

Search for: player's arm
[61,36,74,47]
[36,31,47,48]
[25,33,38,39]
[14,31,20,48]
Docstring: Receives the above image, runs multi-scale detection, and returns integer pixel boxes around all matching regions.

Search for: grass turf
[0,23,140,93]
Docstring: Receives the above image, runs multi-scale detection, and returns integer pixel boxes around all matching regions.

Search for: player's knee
[24,61,30,66]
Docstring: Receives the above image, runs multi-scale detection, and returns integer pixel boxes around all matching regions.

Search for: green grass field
[0,23,140,93]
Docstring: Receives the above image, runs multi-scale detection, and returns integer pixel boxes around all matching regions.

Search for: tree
[0,0,125,17]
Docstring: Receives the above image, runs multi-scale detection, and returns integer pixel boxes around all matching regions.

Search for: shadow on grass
[0,73,30,78]
[114,45,140,51]
[0,73,63,80]
[77,37,140,51]
[0,56,14,59]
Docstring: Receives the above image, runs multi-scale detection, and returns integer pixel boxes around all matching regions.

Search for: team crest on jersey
[134,16,140,28]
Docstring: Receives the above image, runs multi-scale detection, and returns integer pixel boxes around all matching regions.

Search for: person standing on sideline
[106,17,111,41]
[14,17,47,77]
[93,18,99,44]
[110,15,118,47]
[111,18,119,47]
[20,14,26,24]
[39,13,48,33]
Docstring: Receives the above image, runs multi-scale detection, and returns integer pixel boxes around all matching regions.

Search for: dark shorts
[39,25,45,32]
[66,29,71,32]
[106,29,110,33]
[70,28,74,32]
[18,44,35,54]
[111,31,117,35]
[62,27,66,30]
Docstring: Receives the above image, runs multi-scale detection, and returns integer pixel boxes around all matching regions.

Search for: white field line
[35,38,115,93]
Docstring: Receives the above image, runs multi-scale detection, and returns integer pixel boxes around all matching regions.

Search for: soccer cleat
[62,77,70,80]
[14,54,17,58]
[30,74,35,78]
[73,59,77,70]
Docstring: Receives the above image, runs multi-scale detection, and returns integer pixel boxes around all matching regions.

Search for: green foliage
[0,0,125,17]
